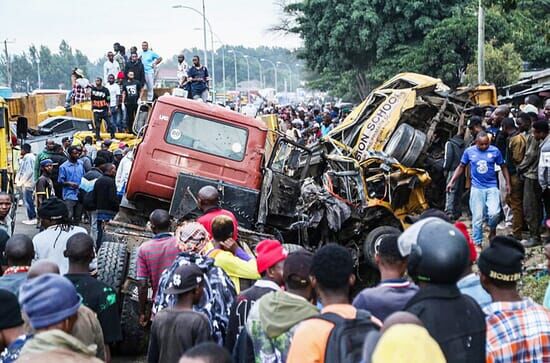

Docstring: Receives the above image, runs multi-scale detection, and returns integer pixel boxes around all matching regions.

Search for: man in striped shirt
[136,209,180,326]
[480,236,550,363]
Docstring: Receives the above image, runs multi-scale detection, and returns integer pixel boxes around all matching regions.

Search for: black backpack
[316,310,379,363]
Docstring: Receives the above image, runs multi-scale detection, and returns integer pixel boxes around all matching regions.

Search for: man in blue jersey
[447,131,511,246]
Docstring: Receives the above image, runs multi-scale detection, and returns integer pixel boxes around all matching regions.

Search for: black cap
[37,197,68,220]
[478,236,525,282]
[0,289,23,329]
[283,250,313,286]
[166,264,204,294]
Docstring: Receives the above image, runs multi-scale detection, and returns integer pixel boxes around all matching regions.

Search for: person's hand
[220,238,238,254]
[446,181,454,193]
[506,183,511,196]
[138,313,149,327]
[69,182,79,189]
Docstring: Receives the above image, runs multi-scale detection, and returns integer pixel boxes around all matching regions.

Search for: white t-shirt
[32,225,88,275]
[106,82,120,107]
[103,60,120,82]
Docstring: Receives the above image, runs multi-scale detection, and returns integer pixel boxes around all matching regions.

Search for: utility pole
[3,39,15,88]
[477,0,485,84]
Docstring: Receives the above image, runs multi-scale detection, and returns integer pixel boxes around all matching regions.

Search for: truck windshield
[165,112,248,161]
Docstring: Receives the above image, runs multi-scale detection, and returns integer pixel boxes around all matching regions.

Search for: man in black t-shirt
[91,77,115,140]
[63,232,122,360]
[122,71,142,133]
[35,159,55,209]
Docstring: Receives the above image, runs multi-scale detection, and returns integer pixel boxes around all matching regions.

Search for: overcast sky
[0,0,302,60]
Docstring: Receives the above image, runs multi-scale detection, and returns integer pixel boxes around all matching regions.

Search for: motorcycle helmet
[398,217,469,284]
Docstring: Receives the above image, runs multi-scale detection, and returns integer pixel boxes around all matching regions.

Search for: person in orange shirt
[286,244,382,363]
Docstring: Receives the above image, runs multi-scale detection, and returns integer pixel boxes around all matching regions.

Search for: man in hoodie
[244,250,318,363]
[16,274,102,362]
[443,128,466,220]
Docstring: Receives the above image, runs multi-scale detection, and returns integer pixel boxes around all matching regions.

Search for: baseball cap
[283,250,313,286]
[166,264,204,294]
[40,158,54,167]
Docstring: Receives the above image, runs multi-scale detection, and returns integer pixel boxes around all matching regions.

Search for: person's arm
[153,54,162,67]
[214,252,260,280]
[446,164,466,192]
[121,86,127,104]
[511,136,527,165]
[105,89,111,116]
[136,248,151,326]
[443,141,453,172]
[539,149,548,189]
[500,164,511,195]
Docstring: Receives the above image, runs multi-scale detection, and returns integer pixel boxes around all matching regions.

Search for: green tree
[465,42,522,87]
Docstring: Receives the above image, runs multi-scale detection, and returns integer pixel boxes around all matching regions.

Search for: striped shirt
[136,233,180,301]
[484,298,550,363]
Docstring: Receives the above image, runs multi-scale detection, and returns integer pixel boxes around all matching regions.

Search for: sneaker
[21,219,37,225]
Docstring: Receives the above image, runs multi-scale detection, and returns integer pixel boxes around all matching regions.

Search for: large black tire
[363,226,401,268]
[126,247,139,280]
[117,282,149,355]
[97,242,128,294]
[384,123,415,162]
[400,129,427,167]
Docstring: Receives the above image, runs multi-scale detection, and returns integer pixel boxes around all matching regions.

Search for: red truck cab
[125,96,267,222]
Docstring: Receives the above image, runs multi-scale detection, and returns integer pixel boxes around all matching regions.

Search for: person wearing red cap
[224,239,287,353]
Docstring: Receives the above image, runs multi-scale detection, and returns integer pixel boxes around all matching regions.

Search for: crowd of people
[445,96,550,248]
[1,176,550,362]
[12,136,133,251]
[67,40,215,138]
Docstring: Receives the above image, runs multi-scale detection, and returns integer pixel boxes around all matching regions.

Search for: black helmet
[398,217,469,284]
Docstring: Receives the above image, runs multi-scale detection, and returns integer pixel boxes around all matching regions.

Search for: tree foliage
[0,40,90,91]
[465,42,522,87]
[285,0,549,100]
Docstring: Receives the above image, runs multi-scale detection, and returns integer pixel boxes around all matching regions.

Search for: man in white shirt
[176,53,189,89]
[15,143,36,225]
[103,51,120,83]
[105,74,121,134]
[32,197,87,275]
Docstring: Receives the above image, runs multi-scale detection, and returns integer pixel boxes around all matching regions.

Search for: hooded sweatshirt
[17,329,102,363]
[444,135,466,172]
[245,290,318,363]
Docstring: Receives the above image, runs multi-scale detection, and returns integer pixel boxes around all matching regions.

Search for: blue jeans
[110,106,126,132]
[470,187,501,245]
[23,187,36,220]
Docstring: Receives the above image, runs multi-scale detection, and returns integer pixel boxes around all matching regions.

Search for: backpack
[316,309,379,363]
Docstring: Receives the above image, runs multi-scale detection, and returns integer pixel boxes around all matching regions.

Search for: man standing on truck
[197,185,238,241]
[124,53,145,88]
[139,41,162,102]
[187,55,209,102]
[105,74,121,136]
[122,71,141,133]
[91,77,115,141]
[103,51,120,84]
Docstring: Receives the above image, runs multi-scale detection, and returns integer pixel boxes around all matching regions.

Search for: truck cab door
[258,138,311,229]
